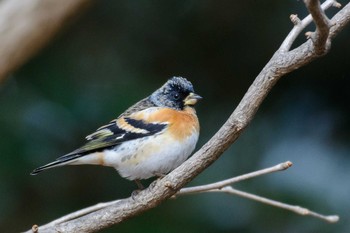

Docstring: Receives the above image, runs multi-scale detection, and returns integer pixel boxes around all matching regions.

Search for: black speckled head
[150,77,201,110]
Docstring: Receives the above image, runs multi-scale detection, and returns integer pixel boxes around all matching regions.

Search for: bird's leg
[131,179,144,199]
[134,179,144,190]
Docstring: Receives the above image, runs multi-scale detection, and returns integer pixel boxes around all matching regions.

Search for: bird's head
[150,77,202,110]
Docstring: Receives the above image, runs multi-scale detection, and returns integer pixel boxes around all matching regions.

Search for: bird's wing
[60,109,168,160]
[30,107,169,175]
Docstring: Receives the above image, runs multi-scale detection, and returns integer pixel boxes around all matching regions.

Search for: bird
[31,77,201,188]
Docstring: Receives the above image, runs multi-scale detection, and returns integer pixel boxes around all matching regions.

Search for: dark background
[1,1,349,232]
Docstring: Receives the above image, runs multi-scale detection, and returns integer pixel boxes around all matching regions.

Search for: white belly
[75,131,199,180]
[114,131,199,180]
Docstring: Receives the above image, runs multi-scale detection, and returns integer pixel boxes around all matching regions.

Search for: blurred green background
[1,1,349,232]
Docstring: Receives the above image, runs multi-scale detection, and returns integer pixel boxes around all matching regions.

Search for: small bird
[31,77,201,188]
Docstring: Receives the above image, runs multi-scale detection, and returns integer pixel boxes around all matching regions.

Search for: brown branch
[0,0,91,84]
[25,1,350,232]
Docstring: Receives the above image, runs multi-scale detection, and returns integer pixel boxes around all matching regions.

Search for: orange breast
[132,107,199,141]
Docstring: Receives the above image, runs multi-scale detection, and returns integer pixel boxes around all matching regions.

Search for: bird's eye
[173,92,180,100]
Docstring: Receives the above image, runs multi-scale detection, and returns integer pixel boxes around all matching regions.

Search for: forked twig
[220,186,339,223]
[280,0,340,52]
[176,161,292,195]
[175,161,338,223]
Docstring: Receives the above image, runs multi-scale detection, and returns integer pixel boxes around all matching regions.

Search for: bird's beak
[184,92,202,106]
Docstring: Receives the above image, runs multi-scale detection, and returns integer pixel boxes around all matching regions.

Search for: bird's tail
[30,154,84,175]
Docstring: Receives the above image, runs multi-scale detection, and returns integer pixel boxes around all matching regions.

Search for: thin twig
[175,161,338,223]
[176,161,292,196]
[279,0,338,52]
[220,186,339,223]
[42,200,122,228]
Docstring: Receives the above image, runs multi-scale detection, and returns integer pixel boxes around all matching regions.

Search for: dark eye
[172,92,180,100]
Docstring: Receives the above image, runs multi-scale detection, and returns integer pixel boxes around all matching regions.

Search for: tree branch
[218,187,339,223]
[330,1,350,38]
[173,161,338,223]
[29,160,337,231]
[25,1,350,232]
[304,0,332,54]
[280,0,338,52]
[27,161,293,231]
[176,161,292,195]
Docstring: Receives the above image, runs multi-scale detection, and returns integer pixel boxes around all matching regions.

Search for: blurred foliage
[0,1,349,232]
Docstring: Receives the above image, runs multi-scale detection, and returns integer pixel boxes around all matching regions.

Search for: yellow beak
[184,92,202,106]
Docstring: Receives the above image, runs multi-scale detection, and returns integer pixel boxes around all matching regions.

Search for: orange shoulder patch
[141,107,199,141]
[128,107,199,140]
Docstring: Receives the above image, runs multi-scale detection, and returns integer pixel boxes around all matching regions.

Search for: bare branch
[39,200,122,228]
[176,161,337,223]
[28,161,292,231]
[330,2,350,38]
[268,2,350,78]
[304,0,332,54]
[176,161,292,195]
[280,0,337,52]
[220,186,339,224]
[27,160,338,231]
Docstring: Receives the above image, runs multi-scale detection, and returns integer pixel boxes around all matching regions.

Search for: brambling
[31,77,201,188]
